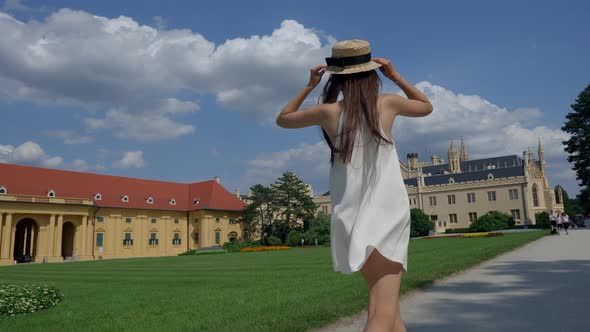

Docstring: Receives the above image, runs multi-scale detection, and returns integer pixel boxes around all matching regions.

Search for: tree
[534,212,551,229]
[243,184,275,244]
[271,172,318,232]
[410,208,433,237]
[562,84,590,207]
[303,213,330,245]
[561,187,584,216]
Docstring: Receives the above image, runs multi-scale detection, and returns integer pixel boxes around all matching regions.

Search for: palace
[314,138,564,232]
[0,162,245,266]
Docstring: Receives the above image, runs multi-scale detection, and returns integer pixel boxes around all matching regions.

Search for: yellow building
[0,163,245,266]
[314,138,564,233]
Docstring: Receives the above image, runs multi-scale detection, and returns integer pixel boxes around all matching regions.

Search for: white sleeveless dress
[329,109,411,275]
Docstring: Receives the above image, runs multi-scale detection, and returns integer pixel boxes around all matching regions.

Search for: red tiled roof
[0,162,245,211]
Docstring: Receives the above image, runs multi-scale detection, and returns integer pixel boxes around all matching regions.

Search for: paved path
[313,228,590,332]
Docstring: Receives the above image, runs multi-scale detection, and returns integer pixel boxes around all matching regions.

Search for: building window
[149,232,158,245]
[193,198,200,205]
[0,186,6,194]
[532,184,539,207]
[94,193,102,200]
[122,195,129,202]
[169,198,176,206]
[449,177,455,184]
[193,232,199,244]
[123,232,133,246]
[468,212,478,223]
[467,192,476,203]
[215,217,220,223]
[438,221,442,227]
[322,206,328,214]
[228,231,238,242]
[215,231,221,244]
[172,233,181,245]
[429,196,437,206]
[243,231,249,241]
[487,173,494,180]
[509,189,519,200]
[511,209,521,221]
[174,219,179,224]
[146,197,154,204]
[194,218,199,223]
[151,218,157,224]
[487,191,497,201]
[229,218,237,224]
[48,190,56,197]
[444,221,448,227]
[96,233,104,247]
[97,216,104,222]
[449,214,458,223]
[448,195,456,205]
[125,217,132,223]
[430,215,438,222]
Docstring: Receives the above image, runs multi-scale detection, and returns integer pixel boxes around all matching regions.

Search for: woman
[276,40,433,332]
[561,212,570,235]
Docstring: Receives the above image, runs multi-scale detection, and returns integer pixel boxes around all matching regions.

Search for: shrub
[222,240,259,253]
[445,228,472,234]
[266,235,282,246]
[0,282,63,317]
[410,208,434,237]
[286,230,304,247]
[535,212,551,229]
[179,249,227,256]
[240,246,291,252]
[469,211,511,232]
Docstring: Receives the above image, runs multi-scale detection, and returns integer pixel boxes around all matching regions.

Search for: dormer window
[449,177,455,184]
[193,198,200,205]
[146,197,154,204]
[94,193,102,201]
[47,190,56,197]
[487,173,494,180]
[0,186,6,194]
[169,198,176,206]
[122,195,129,202]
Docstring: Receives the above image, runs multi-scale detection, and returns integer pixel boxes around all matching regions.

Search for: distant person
[277,39,433,332]
[556,212,563,235]
[561,212,570,235]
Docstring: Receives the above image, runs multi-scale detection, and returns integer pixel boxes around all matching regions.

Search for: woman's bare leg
[360,249,406,332]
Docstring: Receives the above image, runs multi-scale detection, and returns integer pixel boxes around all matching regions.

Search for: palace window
[532,184,539,207]
[48,190,56,197]
[467,192,476,203]
[96,233,104,247]
[194,218,199,223]
[193,198,200,205]
[123,232,133,246]
[122,195,129,202]
[173,233,181,245]
[243,231,249,241]
[94,193,102,200]
[322,206,328,214]
[215,230,221,244]
[468,212,478,223]
[0,186,6,194]
[146,197,154,204]
[229,218,237,224]
[125,217,132,223]
[449,213,458,224]
[151,218,157,224]
[511,209,521,221]
[509,189,519,200]
[487,173,494,180]
[169,198,176,206]
[228,231,238,242]
[449,177,455,184]
[430,215,438,222]
[448,195,456,205]
[429,196,437,206]
[487,191,497,201]
[174,219,179,224]
[193,232,199,244]
[97,216,104,222]
[215,217,220,223]
[149,233,159,246]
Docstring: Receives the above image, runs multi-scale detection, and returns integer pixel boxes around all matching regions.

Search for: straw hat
[324,39,381,75]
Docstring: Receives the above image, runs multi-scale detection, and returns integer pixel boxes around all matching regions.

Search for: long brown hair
[321,70,392,165]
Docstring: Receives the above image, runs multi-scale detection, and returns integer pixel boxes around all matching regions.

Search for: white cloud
[0,9,332,137]
[45,130,92,144]
[112,151,145,169]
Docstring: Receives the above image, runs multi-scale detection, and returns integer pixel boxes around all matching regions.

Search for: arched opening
[13,218,39,263]
[228,231,238,242]
[61,222,76,258]
[532,184,539,207]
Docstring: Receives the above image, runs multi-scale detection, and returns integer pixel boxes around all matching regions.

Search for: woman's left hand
[307,65,327,88]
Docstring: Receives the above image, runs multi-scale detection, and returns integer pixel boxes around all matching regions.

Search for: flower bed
[179,249,227,256]
[423,232,504,239]
[240,246,291,252]
[0,282,63,317]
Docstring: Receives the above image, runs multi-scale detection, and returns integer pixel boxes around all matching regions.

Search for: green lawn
[0,231,546,332]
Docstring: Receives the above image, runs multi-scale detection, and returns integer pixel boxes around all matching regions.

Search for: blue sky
[1,0,588,197]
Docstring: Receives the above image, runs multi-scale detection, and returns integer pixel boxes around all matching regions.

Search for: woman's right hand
[373,58,401,82]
